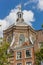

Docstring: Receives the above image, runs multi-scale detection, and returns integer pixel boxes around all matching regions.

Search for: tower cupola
[16,5,24,23]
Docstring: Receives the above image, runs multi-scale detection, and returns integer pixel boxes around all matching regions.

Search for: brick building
[3,6,43,65]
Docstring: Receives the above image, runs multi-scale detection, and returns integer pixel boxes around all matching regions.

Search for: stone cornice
[11,45,34,51]
[3,25,37,34]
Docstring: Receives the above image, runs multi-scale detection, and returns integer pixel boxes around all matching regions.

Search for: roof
[16,21,28,26]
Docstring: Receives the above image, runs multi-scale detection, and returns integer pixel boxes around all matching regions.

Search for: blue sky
[0,0,43,37]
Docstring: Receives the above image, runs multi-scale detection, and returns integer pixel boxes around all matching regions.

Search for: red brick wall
[14,47,35,65]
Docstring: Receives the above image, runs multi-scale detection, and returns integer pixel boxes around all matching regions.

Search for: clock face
[19,34,25,44]
[7,36,13,43]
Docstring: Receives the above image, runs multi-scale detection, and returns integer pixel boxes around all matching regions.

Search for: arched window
[18,13,21,18]
[19,34,25,44]
[19,14,21,18]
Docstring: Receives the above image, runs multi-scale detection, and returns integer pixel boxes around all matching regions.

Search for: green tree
[35,44,43,65]
[42,24,43,28]
[0,41,11,65]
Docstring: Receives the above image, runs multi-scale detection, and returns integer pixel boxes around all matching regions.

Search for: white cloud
[0,5,34,37]
[24,0,43,11]
[24,0,38,6]
[37,0,43,11]
[0,20,9,37]
[0,20,9,30]
[24,1,29,6]
[5,9,17,25]
[23,10,34,25]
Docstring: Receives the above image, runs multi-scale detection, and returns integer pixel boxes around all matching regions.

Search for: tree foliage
[35,44,43,65]
[42,24,43,28]
[0,42,10,65]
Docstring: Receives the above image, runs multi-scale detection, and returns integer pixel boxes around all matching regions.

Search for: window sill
[25,56,32,59]
[16,58,22,60]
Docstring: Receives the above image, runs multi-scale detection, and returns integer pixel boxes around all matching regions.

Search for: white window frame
[38,42,43,48]
[16,63,22,65]
[16,51,22,60]
[26,62,32,65]
[25,49,32,58]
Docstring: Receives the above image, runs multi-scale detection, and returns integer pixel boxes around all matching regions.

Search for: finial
[18,4,22,12]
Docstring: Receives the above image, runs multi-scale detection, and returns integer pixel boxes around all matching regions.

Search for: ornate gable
[22,42,29,47]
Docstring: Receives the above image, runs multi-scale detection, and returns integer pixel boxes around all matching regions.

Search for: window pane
[39,42,43,48]
[26,50,31,57]
[26,62,32,65]
[17,63,22,65]
[20,14,21,18]
[17,52,21,59]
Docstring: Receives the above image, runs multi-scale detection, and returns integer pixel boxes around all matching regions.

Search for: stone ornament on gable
[29,34,36,44]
